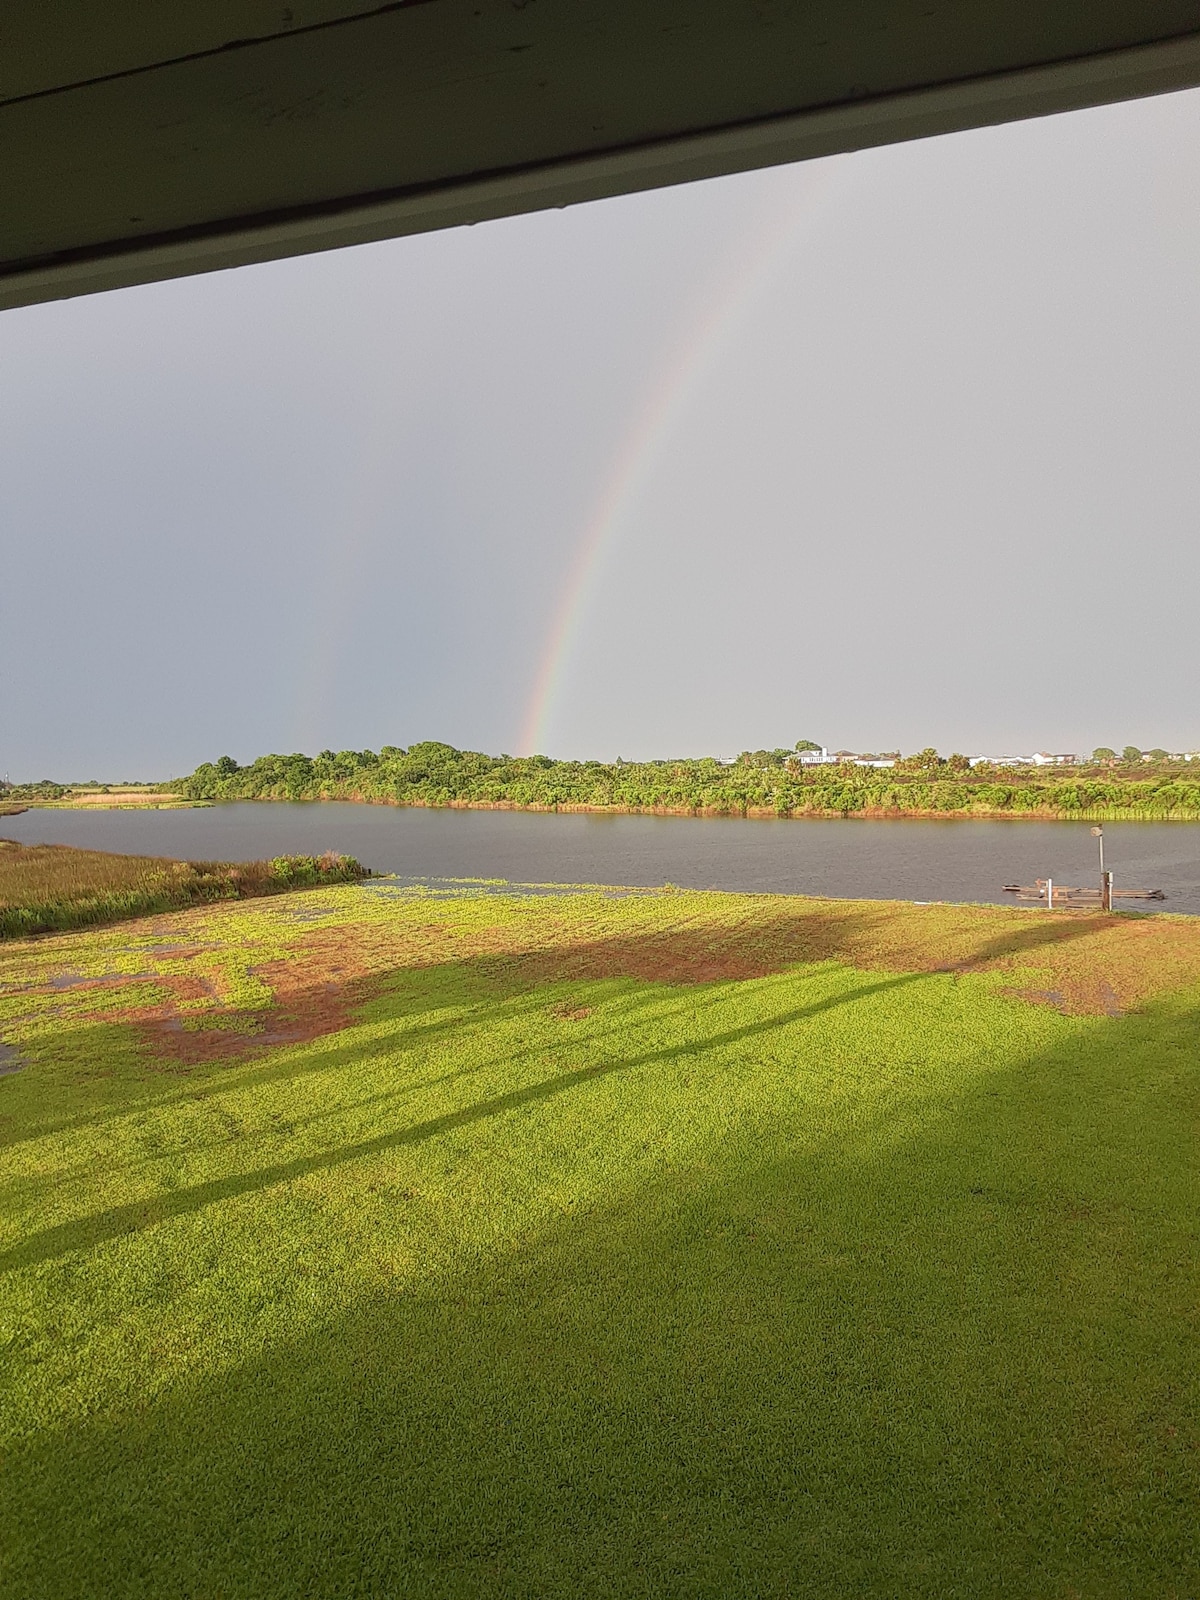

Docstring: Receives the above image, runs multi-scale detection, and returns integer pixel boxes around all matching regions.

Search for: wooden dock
[1002,878,1164,908]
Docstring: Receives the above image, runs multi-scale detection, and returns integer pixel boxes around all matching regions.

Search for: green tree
[215,755,239,777]
[900,747,942,774]
[794,739,822,752]
[1122,746,1144,763]
[1092,747,1117,762]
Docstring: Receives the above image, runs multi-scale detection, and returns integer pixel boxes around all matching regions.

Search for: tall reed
[0,842,366,938]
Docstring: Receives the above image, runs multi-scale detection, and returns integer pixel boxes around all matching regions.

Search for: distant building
[970,752,1074,767]
[793,748,895,769]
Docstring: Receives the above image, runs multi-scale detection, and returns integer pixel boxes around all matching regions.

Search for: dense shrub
[171,746,1200,821]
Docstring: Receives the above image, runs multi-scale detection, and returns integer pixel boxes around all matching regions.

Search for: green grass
[0,887,1197,1597]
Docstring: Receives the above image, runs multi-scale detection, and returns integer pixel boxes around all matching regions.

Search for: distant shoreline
[8,791,1200,825]
[100,794,1200,824]
[3,797,209,814]
[153,744,1200,824]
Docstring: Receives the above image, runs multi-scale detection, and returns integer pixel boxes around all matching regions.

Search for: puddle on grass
[0,1040,24,1075]
[46,971,159,991]
[134,944,213,958]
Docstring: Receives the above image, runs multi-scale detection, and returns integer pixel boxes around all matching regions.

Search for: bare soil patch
[496,902,1200,1016]
[16,897,1200,1071]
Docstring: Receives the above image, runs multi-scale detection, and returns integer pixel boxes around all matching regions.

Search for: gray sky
[3,87,1200,780]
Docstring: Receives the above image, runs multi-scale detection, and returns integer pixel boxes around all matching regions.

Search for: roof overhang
[5,3,1200,311]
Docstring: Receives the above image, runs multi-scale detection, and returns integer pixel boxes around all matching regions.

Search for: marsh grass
[0,840,365,937]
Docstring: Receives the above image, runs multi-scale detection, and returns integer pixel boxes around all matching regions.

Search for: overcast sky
[3,87,1200,781]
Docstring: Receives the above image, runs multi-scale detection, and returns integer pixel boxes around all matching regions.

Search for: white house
[793,748,896,769]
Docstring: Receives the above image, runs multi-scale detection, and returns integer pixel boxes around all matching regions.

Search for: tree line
[167,742,1200,820]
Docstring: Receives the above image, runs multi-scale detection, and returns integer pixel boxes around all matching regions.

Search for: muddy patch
[46,970,149,991]
[0,1040,24,1075]
[138,974,382,1064]
[142,906,1200,1043]
[10,898,1200,1077]
[132,944,215,959]
[41,970,219,1003]
[1005,987,1069,1013]
[497,906,1200,1017]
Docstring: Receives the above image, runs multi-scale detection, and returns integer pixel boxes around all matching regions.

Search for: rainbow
[518,162,850,756]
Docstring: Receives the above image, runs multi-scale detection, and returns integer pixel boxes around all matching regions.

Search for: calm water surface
[6,803,1200,914]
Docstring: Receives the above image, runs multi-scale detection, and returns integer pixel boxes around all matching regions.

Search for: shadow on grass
[0,897,1114,1155]
[0,971,924,1272]
[5,992,1198,1598]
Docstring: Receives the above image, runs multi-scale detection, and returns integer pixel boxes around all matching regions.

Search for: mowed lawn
[1,884,1197,1599]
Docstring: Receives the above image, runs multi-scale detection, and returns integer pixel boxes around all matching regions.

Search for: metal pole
[1091,825,1105,903]
[1046,877,1053,910]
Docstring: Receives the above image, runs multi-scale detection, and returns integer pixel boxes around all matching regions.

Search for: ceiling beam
[4,4,1200,311]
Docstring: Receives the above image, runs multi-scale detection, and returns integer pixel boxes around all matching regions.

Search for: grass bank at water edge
[0,840,366,937]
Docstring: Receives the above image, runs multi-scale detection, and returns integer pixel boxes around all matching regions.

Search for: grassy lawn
[1,884,1197,1598]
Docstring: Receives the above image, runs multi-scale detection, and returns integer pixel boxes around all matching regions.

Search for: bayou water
[4,803,1199,914]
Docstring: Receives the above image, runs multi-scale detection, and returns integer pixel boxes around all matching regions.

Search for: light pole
[1091,825,1112,910]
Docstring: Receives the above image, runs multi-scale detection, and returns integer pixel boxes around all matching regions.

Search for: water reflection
[6,803,1199,914]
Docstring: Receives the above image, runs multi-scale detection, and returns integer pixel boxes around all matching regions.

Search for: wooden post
[1102,870,1113,912]
[1046,877,1053,909]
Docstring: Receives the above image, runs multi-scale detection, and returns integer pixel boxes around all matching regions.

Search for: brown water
[4,803,1198,913]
